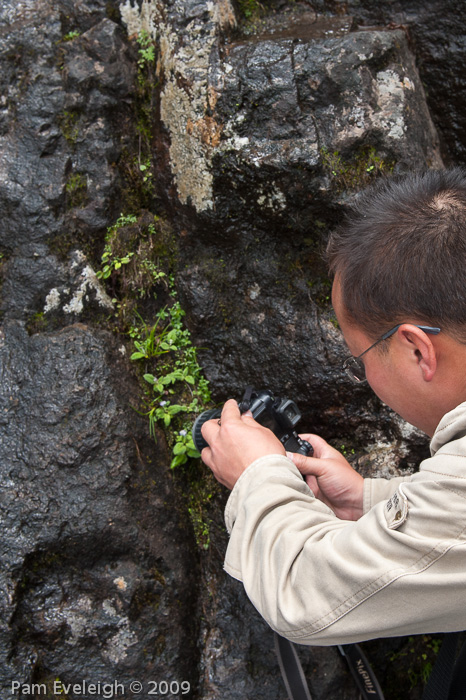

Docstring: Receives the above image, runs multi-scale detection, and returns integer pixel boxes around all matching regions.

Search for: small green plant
[237,0,263,21]
[388,635,443,690]
[131,292,211,469]
[137,31,156,70]
[97,250,134,280]
[96,214,138,280]
[62,30,81,41]
[139,158,153,184]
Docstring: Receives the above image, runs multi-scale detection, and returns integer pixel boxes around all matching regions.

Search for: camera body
[192,388,313,456]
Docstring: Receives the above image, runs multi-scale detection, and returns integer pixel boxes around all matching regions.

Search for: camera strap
[421,632,466,700]
[239,385,254,413]
[274,633,385,700]
[276,631,466,700]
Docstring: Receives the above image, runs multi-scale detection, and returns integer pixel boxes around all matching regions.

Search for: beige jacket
[224,402,466,645]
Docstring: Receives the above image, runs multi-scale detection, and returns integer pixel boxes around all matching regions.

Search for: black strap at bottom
[274,633,385,700]
[275,631,466,700]
[422,633,466,700]
[274,633,312,700]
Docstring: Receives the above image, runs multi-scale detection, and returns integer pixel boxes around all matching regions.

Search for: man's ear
[397,324,437,381]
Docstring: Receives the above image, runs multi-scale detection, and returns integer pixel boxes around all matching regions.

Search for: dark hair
[326,168,466,343]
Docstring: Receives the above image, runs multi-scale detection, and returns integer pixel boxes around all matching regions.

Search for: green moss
[96,210,212,497]
[186,466,220,551]
[26,311,49,334]
[237,0,263,21]
[58,110,80,147]
[106,2,121,22]
[92,31,216,547]
[320,145,395,192]
[383,635,444,697]
[65,172,87,208]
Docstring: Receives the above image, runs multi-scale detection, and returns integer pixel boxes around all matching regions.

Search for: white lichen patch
[102,598,138,663]
[43,595,94,645]
[62,264,114,314]
[102,625,138,664]
[374,69,406,140]
[256,185,287,211]
[43,251,114,317]
[248,283,261,300]
[44,287,61,312]
[120,0,235,211]
[120,0,160,37]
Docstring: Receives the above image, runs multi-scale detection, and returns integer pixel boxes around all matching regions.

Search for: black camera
[192,387,313,456]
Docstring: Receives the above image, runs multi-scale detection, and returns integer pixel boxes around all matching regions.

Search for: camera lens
[192,408,222,451]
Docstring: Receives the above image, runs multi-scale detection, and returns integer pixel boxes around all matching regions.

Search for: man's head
[327,168,466,343]
[327,169,466,435]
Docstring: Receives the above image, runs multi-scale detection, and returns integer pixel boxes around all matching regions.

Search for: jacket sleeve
[224,455,466,645]
[363,475,411,513]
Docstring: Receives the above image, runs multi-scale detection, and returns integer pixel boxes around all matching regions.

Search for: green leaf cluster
[97,250,134,280]
[97,213,211,471]
[137,31,156,70]
[129,285,211,469]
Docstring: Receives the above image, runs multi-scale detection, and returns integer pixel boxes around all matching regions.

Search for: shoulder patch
[384,486,409,529]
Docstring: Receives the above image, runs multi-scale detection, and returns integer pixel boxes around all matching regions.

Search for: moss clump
[237,0,264,21]
[94,32,216,547]
[58,110,80,147]
[96,210,212,480]
[96,211,176,321]
[187,469,220,550]
[320,145,395,192]
[65,172,87,208]
[26,311,49,334]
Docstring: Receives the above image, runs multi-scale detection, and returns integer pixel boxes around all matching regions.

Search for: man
[201,168,466,644]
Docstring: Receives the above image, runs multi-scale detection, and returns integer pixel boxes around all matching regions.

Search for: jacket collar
[430,401,466,456]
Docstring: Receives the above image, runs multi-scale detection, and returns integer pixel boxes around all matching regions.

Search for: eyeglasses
[342,324,441,383]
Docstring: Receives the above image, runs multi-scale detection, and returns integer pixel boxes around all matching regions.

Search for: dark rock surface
[0,0,454,698]
[308,0,466,166]
[1,322,199,692]
[0,1,199,696]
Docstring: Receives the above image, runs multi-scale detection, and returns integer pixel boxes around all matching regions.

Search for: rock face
[311,0,466,167]
[0,0,454,698]
[1,323,199,691]
[0,1,198,696]
[141,0,440,457]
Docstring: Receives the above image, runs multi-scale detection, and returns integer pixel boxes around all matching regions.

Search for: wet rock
[0,1,200,696]
[170,13,440,457]
[310,0,466,165]
[0,0,452,698]
[0,321,199,693]
[114,2,445,697]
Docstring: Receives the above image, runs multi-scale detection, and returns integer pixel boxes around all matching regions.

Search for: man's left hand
[201,399,285,489]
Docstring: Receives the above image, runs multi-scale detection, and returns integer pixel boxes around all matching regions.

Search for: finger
[201,445,212,468]
[220,398,241,422]
[241,410,260,425]
[286,450,328,477]
[305,474,319,496]
[201,416,221,444]
[241,409,254,418]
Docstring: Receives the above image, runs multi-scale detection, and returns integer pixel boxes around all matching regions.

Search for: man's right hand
[288,434,364,521]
